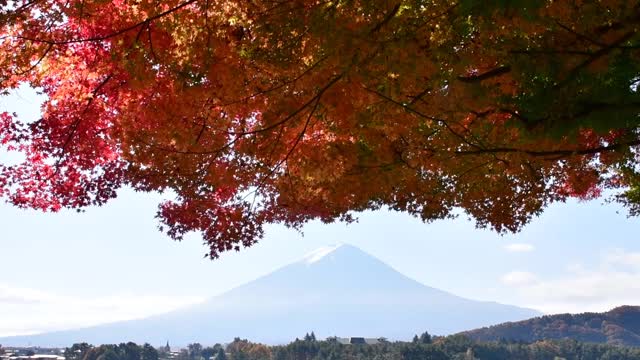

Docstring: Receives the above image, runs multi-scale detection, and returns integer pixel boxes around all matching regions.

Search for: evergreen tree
[200,347,216,360]
[187,343,203,360]
[64,343,93,360]
[141,344,158,360]
[215,349,226,360]
[419,331,432,344]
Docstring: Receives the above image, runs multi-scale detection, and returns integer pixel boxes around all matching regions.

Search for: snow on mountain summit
[301,243,345,264]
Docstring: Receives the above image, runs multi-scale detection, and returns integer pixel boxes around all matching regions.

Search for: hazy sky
[1,88,640,337]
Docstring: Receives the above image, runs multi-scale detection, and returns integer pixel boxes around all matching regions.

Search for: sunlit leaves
[1,0,640,257]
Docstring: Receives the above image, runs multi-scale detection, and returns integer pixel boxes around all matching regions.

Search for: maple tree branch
[348,161,404,174]
[58,73,113,155]
[453,160,497,179]
[364,84,640,161]
[555,21,607,47]
[500,100,640,132]
[139,136,240,156]
[15,0,200,45]
[370,3,401,34]
[146,24,159,62]
[556,30,637,88]
[0,0,40,21]
[194,99,213,145]
[408,86,432,105]
[453,139,640,159]
[457,65,511,83]
[361,85,484,151]
[218,54,330,107]
[572,101,640,118]
[509,49,594,56]
[14,43,53,76]
[361,85,445,123]
[227,73,343,136]
[246,96,322,202]
[263,124,286,172]
[44,73,115,182]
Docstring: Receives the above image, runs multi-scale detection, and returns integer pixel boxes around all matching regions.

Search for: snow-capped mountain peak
[0,243,542,346]
[301,243,344,265]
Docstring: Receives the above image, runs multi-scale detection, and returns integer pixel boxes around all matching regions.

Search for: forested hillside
[463,306,640,347]
[268,336,640,360]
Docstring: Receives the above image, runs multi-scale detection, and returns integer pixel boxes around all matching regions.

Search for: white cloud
[504,243,535,253]
[0,283,205,337]
[502,250,640,314]
[501,271,538,287]
[604,250,640,270]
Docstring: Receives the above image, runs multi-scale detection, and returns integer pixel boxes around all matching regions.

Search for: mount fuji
[0,244,540,346]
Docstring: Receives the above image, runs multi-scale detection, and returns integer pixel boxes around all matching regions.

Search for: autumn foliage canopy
[1,0,640,256]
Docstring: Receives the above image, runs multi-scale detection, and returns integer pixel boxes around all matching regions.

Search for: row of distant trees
[174,343,226,360]
[63,343,158,360]
[248,333,640,360]
[61,342,227,360]
[61,331,640,360]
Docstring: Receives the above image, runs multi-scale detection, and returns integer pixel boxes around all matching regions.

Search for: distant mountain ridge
[0,244,540,346]
[463,306,640,347]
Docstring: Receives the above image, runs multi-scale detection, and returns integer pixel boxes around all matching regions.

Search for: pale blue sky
[1,88,639,336]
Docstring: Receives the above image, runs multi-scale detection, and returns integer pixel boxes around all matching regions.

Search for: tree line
[62,332,640,360]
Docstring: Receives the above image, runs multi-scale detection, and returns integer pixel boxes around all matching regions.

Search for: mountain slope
[463,306,640,347]
[0,244,540,346]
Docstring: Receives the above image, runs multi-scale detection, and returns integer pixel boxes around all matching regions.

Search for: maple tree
[1,0,640,257]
